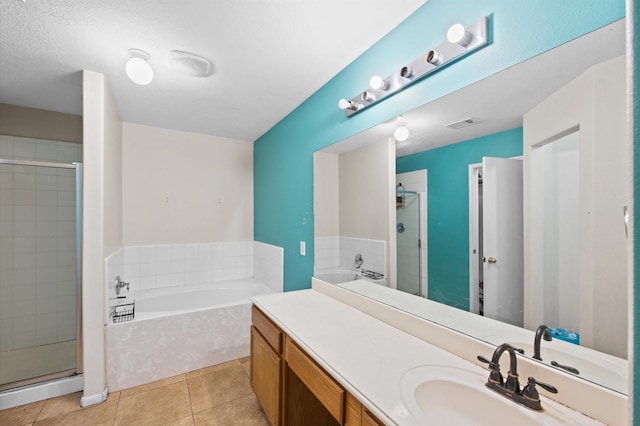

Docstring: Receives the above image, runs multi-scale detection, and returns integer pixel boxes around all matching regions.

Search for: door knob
[484,256,497,264]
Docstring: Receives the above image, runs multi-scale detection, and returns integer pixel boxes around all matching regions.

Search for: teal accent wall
[254,0,624,293]
[396,127,522,310]
[251,0,632,414]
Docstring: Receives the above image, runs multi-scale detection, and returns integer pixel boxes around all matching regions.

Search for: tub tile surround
[103,241,283,391]
[314,236,386,276]
[105,241,283,322]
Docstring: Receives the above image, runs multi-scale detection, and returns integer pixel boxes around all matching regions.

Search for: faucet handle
[523,376,558,401]
[477,355,503,385]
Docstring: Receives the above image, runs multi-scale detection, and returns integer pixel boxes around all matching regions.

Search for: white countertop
[251,289,601,426]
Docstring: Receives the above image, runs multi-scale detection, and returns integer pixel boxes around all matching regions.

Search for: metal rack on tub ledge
[112,300,135,323]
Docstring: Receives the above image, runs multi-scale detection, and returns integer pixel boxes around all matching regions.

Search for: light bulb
[447,23,473,46]
[394,126,410,142]
[425,50,444,66]
[361,91,375,102]
[338,99,359,111]
[125,53,153,85]
[370,75,389,90]
[400,66,414,79]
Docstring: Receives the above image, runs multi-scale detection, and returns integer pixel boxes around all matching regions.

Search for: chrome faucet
[354,253,364,269]
[478,343,558,411]
[533,325,552,360]
[114,275,130,296]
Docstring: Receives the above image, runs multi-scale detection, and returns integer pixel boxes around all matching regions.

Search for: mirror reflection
[313,20,629,394]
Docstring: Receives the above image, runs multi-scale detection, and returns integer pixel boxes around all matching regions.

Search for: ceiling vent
[445,117,482,130]
[167,50,213,77]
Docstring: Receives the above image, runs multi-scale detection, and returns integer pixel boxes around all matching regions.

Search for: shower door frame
[396,190,424,297]
[0,158,83,391]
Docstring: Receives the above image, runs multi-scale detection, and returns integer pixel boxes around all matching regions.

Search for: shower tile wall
[0,135,82,354]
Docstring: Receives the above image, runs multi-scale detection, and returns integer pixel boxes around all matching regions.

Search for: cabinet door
[251,326,282,426]
[362,408,384,426]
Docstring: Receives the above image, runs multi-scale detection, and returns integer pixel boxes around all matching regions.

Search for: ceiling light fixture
[167,50,212,77]
[338,16,489,117]
[125,49,153,85]
[394,125,410,142]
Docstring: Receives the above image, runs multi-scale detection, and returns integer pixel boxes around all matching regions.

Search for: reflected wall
[396,127,522,309]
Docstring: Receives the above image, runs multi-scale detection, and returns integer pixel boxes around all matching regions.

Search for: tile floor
[0,357,269,426]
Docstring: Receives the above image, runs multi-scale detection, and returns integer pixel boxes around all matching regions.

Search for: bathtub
[106,278,274,391]
[315,267,387,286]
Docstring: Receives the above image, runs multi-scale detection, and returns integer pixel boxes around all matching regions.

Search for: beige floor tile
[186,360,241,380]
[36,391,82,421]
[119,373,186,398]
[0,400,46,426]
[193,394,268,426]
[163,415,195,425]
[239,357,251,377]
[33,400,117,426]
[106,390,120,403]
[115,381,192,425]
[188,364,253,414]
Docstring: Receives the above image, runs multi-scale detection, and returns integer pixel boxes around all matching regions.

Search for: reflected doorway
[395,170,427,297]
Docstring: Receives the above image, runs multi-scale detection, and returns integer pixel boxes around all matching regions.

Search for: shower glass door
[396,192,421,295]
[0,136,82,391]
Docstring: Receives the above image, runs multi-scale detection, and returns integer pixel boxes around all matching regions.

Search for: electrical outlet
[300,241,306,256]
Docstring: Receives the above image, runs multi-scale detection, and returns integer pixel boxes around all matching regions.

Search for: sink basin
[399,365,598,425]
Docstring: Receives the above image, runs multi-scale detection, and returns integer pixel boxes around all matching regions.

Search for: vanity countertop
[251,289,602,426]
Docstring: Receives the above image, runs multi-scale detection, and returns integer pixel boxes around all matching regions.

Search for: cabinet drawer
[284,336,345,423]
[252,305,283,354]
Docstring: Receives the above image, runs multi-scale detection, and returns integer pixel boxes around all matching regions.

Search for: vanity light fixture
[338,16,490,117]
[125,49,154,85]
[425,50,444,66]
[370,75,390,90]
[361,91,376,103]
[400,66,414,79]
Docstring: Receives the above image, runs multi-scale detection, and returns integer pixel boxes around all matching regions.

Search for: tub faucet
[533,325,552,361]
[115,275,130,296]
[478,343,558,411]
[354,253,364,269]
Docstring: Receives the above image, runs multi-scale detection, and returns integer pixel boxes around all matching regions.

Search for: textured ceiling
[0,0,425,141]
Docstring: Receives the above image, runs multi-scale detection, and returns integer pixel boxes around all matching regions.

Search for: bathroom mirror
[313,19,629,395]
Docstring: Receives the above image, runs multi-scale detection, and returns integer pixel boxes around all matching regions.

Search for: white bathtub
[315,267,387,286]
[132,279,274,320]
[106,278,274,391]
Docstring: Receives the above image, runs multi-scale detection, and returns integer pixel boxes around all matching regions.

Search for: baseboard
[80,386,108,407]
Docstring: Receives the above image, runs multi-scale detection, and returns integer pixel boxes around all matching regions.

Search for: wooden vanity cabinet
[251,305,284,426]
[251,305,385,426]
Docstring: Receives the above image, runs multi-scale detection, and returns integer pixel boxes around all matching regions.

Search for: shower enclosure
[0,136,82,393]
[396,188,423,296]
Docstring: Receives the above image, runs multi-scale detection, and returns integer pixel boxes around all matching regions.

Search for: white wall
[313,151,339,238]
[338,138,395,284]
[82,70,122,404]
[122,123,253,245]
[523,55,629,358]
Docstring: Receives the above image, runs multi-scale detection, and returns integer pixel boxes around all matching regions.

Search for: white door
[482,157,524,327]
